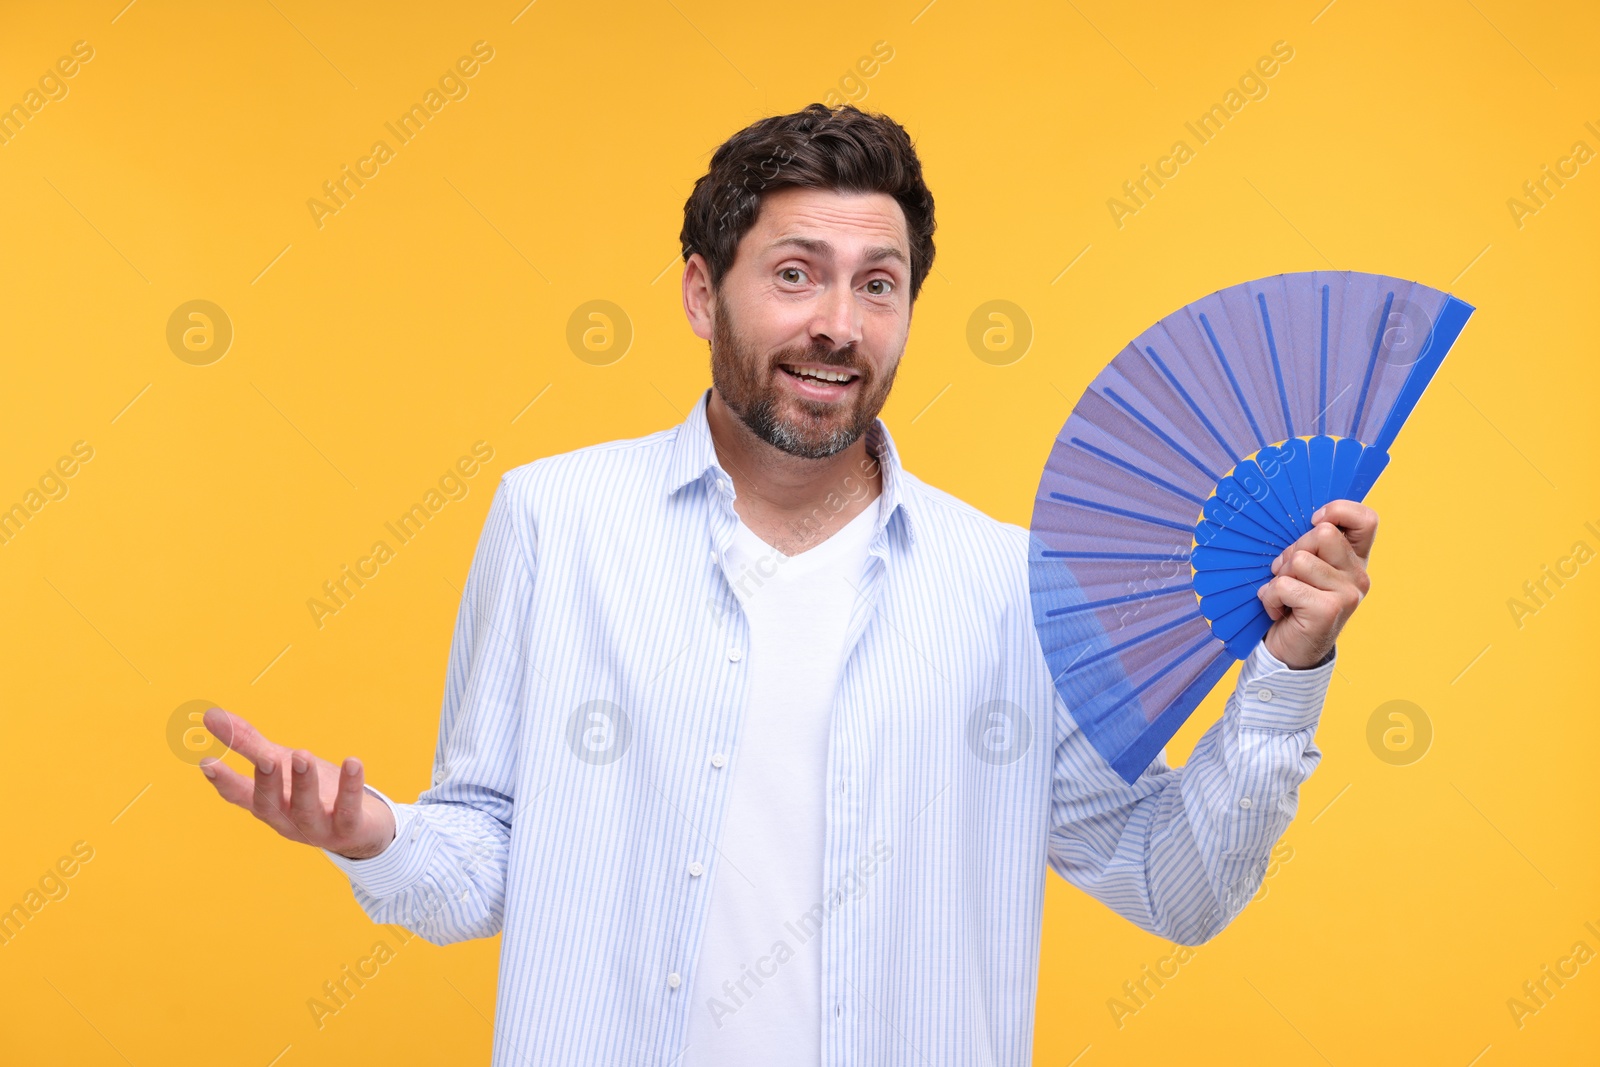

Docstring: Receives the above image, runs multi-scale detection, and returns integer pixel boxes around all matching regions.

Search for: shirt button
[727,647,743,662]
[710,753,726,768]
[1254,687,1274,702]
[710,550,719,565]
[1239,796,1253,809]
[688,861,705,877]
[667,972,682,989]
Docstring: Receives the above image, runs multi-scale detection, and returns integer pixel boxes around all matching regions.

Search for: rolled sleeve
[320,471,533,944]
[322,785,435,900]
[1046,639,1337,945]
[1204,642,1335,916]
[1233,641,1336,733]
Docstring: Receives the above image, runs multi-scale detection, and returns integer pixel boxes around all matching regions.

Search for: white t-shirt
[682,498,879,1064]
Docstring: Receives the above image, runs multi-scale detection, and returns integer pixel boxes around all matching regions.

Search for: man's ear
[682,252,714,342]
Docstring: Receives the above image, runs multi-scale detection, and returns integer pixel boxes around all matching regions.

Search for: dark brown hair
[679,103,937,303]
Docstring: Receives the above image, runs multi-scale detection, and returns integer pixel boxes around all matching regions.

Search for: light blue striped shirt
[328,387,1335,1065]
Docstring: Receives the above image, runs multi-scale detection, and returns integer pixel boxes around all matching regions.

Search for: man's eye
[865,279,893,296]
[780,268,806,284]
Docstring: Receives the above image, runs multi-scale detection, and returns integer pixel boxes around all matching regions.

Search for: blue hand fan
[1030,270,1473,784]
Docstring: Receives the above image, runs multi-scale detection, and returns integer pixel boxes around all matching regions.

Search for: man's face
[703,186,913,459]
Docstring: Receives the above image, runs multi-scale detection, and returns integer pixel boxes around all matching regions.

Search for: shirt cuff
[1232,641,1336,733]
[321,784,435,899]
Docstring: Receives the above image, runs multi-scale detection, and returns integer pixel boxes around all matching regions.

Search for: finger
[1308,520,1362,573]
[251,750,300,839]
[1309,499,1378,560]
[203,707,280,766]
[289,750,329,840]
[1299,522,1371,597]
[1257,574,1333,622]
[331,757,366,839]
[1275,547,1347,594]
[1275,522,1358,574]
[199,759,255,809]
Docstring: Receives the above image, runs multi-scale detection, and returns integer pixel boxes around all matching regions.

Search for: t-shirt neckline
[731,496,880,572]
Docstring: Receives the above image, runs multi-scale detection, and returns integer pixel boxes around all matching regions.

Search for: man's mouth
[779,362,860,392]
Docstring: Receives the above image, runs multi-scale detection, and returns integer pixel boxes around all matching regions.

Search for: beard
[709,291,899,459]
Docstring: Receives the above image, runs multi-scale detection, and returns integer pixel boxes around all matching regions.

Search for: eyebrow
[766,235,908,269]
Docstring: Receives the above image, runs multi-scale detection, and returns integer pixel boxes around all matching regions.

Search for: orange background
[1,1,1596,1063]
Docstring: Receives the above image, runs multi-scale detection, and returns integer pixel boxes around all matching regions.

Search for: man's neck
[705,389,884,556]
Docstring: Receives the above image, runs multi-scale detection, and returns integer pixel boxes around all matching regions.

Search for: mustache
[771,343,864,373]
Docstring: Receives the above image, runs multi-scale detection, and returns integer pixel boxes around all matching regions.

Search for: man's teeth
[786,366,855,383]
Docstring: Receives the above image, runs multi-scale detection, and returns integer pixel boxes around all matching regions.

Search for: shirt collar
[664,387,919,550]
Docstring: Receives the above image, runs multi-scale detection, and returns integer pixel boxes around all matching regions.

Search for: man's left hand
[1257,499,1377,670]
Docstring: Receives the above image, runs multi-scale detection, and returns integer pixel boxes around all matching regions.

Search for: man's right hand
[197,707,397,860]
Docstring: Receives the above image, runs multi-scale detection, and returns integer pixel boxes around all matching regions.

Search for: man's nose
[811,281,863,352]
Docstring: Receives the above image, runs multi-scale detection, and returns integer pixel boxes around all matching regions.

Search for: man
[199,103,1372,1064]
